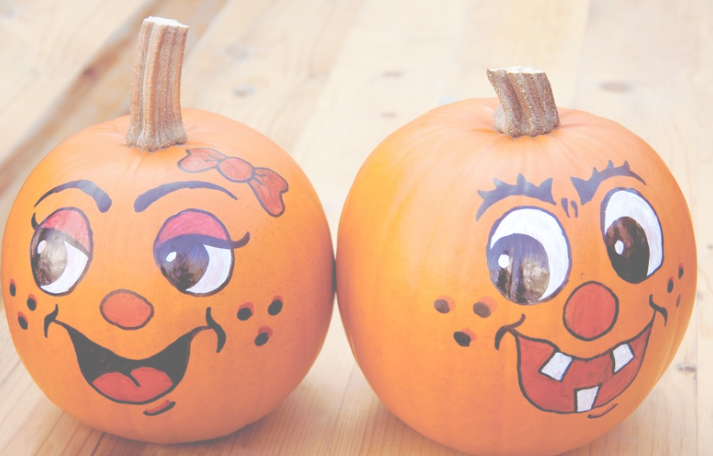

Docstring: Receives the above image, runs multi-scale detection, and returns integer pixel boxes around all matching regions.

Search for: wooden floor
[0,0,711,454]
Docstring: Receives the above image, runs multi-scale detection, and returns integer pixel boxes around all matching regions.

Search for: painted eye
[154,210,249,296]
[30,208,92,296]
[487,207,570,305]
[601,189,662,283]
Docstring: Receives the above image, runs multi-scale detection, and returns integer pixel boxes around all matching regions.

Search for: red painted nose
[100,290,154,330]
[563,282,618,341]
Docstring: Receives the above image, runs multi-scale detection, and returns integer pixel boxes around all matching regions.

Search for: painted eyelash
[157,232,250,250]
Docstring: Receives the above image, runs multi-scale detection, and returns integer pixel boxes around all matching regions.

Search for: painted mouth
[496,298,665,416]
[513,319,652,414]
[45,306,225,405]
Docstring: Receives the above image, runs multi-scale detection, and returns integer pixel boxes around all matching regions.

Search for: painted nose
[100,290,154,330]
[563,282,618,341]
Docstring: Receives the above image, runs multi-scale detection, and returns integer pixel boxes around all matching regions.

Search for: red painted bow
[178,148,288,217]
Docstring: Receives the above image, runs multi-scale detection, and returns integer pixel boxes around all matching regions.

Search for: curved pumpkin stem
[486,67,559,137]
[127,17,188,152]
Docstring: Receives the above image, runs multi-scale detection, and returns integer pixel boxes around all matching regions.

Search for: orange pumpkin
[336,68,696,455]
[1,18,333,443]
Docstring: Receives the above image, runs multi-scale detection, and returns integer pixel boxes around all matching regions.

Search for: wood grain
[0,0,710,454]
[0,0,154,167]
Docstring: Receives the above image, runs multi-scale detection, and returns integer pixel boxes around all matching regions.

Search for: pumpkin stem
[486,67,559,137]
[127,17,188,152]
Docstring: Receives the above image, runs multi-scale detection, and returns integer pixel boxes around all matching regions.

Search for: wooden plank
[0,0,156,168]
[689,1,713,454]
[292,0,590,234]
[693,0,713,452]
[181,0,363,151]
[292,0,474,230]
[441,0,590,106]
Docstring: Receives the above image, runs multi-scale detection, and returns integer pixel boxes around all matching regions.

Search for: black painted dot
[268,299,283,316]
[434,299,450,314]
[473,302,491,318]
[237,307,253,321]
[9,281,16,297]
[255,332,269,346]
[679,265,684,279]
[667,278,674,293]
[453,331,471,347]
[18,315,28,330]
[27,296,37,311]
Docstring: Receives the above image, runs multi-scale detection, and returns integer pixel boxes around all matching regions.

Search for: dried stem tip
[127,17,188,151]
[486,67,559,137]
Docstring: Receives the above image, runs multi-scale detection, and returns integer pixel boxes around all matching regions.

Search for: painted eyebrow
[134,181,237,212]
[34,180,112,213]
[571,161,645,205]
[476,174,555,220]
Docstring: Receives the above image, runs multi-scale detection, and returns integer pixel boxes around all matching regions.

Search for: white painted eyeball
[487,207,570,305]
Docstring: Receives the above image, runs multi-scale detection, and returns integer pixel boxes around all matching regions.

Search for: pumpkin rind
[1,17,333,443]
[336,95,696,455]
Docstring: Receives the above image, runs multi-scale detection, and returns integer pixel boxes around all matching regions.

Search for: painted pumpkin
[336,68,696,456]
[1,18,333,443]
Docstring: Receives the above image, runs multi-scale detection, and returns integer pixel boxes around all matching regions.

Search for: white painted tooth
[541,352,573,381]
[613,343,634,373]
[576,386,600,413]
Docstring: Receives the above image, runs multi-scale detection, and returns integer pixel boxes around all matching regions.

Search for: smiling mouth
[495,300,665,416]
[45,306,224,406]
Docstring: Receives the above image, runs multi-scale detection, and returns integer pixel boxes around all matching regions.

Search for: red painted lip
[93,367,173,404]
[512,318,654,414]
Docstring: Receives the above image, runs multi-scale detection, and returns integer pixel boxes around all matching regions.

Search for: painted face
[336,98,696,456]
[1,110,333,443]
[434,161,686,418]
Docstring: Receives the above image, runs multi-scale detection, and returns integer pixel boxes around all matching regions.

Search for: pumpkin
[1,17,333,443]
[336,67,696,456]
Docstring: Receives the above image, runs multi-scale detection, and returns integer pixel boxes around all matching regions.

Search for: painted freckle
[18,312,28,330]
[434,299,450,314]
[9,280,16,297]
[237,304,253,321]
[473,302,492,318]
[453,329,476,347]
[27,295,37,311]
[268,298,283,316]
[255,326,273,346]
[667,278,674,293]
[433,296,455,314]
[679,264,684,279]
[255,333,269,346]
